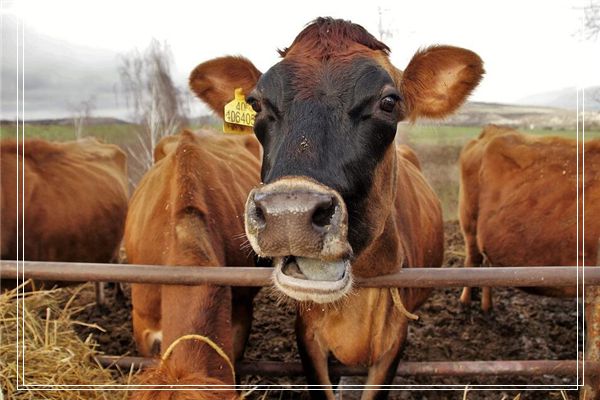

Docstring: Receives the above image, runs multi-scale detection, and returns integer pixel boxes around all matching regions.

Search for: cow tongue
[281,258,305,279]
[292,257,346,281]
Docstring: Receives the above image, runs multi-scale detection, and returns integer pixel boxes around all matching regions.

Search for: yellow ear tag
[223,88,256,134]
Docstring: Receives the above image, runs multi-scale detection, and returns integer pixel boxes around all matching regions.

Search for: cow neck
[351,148,404,278]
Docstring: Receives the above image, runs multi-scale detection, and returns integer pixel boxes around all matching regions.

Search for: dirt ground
[69,221,582,400]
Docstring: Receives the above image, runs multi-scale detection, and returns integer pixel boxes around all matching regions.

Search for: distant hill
[443,101,600,130]
[2,116,221,128]
[515,87,600,111]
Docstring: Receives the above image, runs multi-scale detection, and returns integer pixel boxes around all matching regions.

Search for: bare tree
[377,6,397,42]
[70,96,96,139]
[583,0,600,40]
[118,39,188,185]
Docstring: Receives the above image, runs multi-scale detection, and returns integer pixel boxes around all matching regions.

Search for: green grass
[3,122,597,144]
[0,123,138,142]
[0,122,224,143]
[400,124,600,146]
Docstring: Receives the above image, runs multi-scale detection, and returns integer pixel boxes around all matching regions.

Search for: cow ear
[401,46,484,121]
[154,134,180,163]
[189,56,262,118]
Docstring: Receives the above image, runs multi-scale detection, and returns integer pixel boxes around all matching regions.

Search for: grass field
[2,122,599,143]
[399,123,600,145]
[2,121,596,221]
[0,123,137,142]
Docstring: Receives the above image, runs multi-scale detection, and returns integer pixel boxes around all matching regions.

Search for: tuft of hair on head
[278,17,390,59]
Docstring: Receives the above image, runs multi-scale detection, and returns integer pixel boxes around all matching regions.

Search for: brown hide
[396,144,421,170]
[458,125,600,400]
[299,145,443,367]
[459,125,600,299]
[124,130,260,399]
[0,138,128,288]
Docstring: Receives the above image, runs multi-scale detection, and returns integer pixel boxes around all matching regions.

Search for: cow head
[190,17,483,304]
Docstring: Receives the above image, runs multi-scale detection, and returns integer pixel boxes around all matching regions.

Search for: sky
[1,0,599,120]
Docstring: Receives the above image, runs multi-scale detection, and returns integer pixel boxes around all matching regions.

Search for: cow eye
[379,95,398,112]
[247,97,261,113]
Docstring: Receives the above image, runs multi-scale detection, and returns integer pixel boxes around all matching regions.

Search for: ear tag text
[223,88,255,135]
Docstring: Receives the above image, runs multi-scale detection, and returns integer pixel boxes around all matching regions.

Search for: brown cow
[458,124,600,307]
[190,17,483,399]
[456,125,600,398]
[124,130,261,399]
[1,137,128,301]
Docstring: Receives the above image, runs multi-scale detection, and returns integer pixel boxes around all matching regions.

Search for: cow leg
[361,328,406,400]
[583,285,600,400]
[459,233,483,307]
[480,252,493,312]
[131,283,162,356]
[94,282,105,306]
[114,282,126,303]
[231,287,257,361]
[296,314,335,400]
[459,287,472,306]
[481,286,493,313]
[458,163,481,308]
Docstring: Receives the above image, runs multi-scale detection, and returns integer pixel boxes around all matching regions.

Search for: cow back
[124,130,261,268]
[461,126,600,269]
[1,138,128,263]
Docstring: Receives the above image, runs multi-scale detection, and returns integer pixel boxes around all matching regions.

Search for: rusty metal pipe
[95,356,598,377]
[2,261,599,288]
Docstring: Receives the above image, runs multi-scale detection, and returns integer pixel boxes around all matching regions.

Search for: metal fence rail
[1,260,599,287]
[2,259,597,380]
[95,356,599,377]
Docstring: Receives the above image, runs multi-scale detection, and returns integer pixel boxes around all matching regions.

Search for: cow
[0,137,128,303]
[457,125,600,307]
[124,130,261,399]
[189,17,484,399]
[455,125,600,399]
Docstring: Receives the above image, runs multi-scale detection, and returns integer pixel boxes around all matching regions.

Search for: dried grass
[0,281,133,399]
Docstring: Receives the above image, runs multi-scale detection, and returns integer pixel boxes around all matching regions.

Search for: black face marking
[250,58,402,254]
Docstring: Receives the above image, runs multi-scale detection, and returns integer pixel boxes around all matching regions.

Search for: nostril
[254,204,266,228]
[311,198,336,228]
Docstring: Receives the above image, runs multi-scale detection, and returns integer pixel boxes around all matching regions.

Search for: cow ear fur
[189,56,261,118]
[400,45,484,121]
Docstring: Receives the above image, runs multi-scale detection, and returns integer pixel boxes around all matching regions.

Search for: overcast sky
[1,0,599,120]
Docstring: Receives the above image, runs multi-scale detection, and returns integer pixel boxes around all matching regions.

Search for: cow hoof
[151,339,161,356]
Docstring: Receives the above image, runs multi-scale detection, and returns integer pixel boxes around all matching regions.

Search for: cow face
[190,18,483,304]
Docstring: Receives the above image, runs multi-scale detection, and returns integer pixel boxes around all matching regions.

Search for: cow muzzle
[245,177,353,303]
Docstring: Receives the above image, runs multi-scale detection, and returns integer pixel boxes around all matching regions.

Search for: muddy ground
[70,221,582,400]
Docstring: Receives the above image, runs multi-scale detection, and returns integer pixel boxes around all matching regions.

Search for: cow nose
[253,191,337,232]
[245,180,350,260]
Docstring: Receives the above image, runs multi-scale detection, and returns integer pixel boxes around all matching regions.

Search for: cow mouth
[273,256,353,304]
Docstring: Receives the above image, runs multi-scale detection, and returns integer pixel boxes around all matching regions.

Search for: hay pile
[0,282,132,399]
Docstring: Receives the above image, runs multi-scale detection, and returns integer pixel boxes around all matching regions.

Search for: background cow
[189,17,483,399]
[457,125,600,398]
[1,137,129,303]
[124,130,261,398]
[458,125,600,306]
